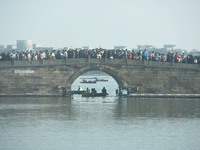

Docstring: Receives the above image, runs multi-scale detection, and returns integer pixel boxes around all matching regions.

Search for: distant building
[63,47,68,50]
[17,40,32,51]
[0,45,7,51]
[32,43,43,50]
[41,47,54,51]
[82,46,90,49]
[5,45,17,51]
[114,46,126,50]
[0,44,16,52]
[137,45,154,50]
[190,49,200,56]
[163,44,176,51]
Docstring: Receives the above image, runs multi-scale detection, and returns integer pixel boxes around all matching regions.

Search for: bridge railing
[0,58,199,70]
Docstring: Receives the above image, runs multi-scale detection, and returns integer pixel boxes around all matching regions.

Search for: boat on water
[82,92,108,97]
[82,87,108,97]
[95,78,108,82]
[80,79,97,83]
[71,90,85,95]
[80,77,108,83]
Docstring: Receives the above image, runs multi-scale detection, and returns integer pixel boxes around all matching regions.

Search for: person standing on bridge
[142,49,148,60]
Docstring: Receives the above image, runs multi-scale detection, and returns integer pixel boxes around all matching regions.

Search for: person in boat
[102,87,107,95]
[91,88,97,94]
[78,86,84,91]
[86,87,90,93]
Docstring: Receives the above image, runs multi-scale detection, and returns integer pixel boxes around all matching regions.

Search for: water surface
[0,97,200,150]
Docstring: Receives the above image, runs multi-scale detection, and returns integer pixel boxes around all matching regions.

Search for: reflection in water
[0,97,200,150]
[126,98,200,118]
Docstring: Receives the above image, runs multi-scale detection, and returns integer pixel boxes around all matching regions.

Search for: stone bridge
[0,58,200,96]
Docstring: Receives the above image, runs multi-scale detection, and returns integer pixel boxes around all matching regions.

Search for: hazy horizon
[0,0,200,50]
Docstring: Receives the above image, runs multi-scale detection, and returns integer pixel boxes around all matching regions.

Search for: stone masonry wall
[0,59,199,96]
[0,66,74,96]
[124,65,200,94]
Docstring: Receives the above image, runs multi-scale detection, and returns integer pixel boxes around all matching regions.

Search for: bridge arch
[69,65,127,89]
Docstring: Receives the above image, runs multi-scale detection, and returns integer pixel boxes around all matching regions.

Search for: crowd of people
[0,48,200,64]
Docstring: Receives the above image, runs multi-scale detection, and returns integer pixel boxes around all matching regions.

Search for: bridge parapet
[0,58,199,70]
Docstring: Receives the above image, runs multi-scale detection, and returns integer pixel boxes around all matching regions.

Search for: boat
[71,90,85,95]
[82,92,108,97]
[95,78,108,82]
[80,79,97,83]
[80,77,108,83]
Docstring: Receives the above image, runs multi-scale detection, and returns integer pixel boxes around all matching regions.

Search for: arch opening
[71,70,119,96]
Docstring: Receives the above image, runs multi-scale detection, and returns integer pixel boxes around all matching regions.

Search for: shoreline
[0,93,200,98]
[128,93,200,98]
[0,94,60,98]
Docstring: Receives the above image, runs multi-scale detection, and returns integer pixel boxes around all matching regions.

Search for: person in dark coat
[102,87,107,95]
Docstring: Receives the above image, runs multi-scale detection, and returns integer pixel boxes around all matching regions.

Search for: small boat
[91,77,108,82]
[80,79,97,83]
[96,78,108,82]
[82,92,108,97]
[71,90,85,95]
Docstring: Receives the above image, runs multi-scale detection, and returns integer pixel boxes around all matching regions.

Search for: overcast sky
[0,0,200,50]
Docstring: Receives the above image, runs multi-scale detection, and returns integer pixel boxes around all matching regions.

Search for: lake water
[0,74,200,150]
[0,96,200,150]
